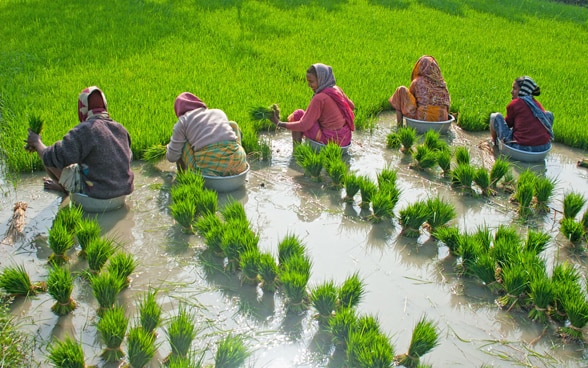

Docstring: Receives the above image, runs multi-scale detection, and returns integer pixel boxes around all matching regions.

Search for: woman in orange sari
[389,55,451,127]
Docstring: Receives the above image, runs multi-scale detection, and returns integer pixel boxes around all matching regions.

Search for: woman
[489,76,554,152]
[389,55,451,126]
[166,92,248,176]
[270,63,355,147]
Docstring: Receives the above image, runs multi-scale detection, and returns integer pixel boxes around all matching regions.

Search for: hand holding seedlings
[25,128,45,153]
[269,104,281,126]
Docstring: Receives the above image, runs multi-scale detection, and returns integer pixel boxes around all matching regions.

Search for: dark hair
[306,65,317,76]
[515,77,541,96]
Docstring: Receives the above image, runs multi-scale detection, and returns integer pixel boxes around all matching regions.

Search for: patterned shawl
[411,56,450,108]
[78,86,109,122]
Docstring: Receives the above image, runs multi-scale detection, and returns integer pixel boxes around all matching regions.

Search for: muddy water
[1,111,588,367]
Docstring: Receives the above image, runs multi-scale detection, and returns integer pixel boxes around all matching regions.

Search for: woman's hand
[269,104,280,125]
[25,128,46,154]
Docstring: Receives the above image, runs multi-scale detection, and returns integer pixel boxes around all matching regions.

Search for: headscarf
[516,76,539,97]
[174,92,207,117]
[411,56,447,89]
[78,86,109,122]
[312,63,336,94]
[410,55,451,109]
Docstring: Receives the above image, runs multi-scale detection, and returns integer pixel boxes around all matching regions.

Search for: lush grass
[1,0,587,172]
[0,296,35,367]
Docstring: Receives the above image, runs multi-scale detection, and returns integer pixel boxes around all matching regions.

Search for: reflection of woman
[270,63,355,147]
[389,55,451,126]
[166,92,248,176]
[489,76,554,152]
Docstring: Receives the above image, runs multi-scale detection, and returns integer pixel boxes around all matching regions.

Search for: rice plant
[358,175,378,209]
[524,230,551,255]
[471,224,492,250]
[106,252,137,288]
[466,253,498,290]
[47,265,76,316]
[260,139,272,161]
[377,167,397,188]
[54,204,84,234]
[432,226,462,254]
[516,169,537,190]
[126,326,157,368]
[175,169,205,188]
[560,218,585,245]
[48,222,75,266]
[425,196,456,231]
[563,191,586,219]
[97,305,128,363]
[343,173,361,203]
[25,115,44,151]
[142,144,167,162]
[386,132,401,149]
[326,160,347,188]
[454,146,470,166]
[398,126,417,153]
[258,252,279,293]
[412,145,437,170]
[497,263,529,310]
[320,142,343,171]
[582,210,588,231]
[293,142,315,168]
[423,129,442,151]
[47,336,85,368]
[450,163,475,192]
[370,190,396,223]
[86,237,116,275]
[395,316,439,368]
[194,189,218,217]
[338,272,365,310]
[281,270,310,314]
[75,218,101,257]
[301,151,323,180]
[455,235,485,273]
[170,183,199,204]
[165,304,197,361]
[0,299,34,366]
[170,199,196,233]
[249,105,275,121]
[221,222,259,273]
[436,149,452,175]
[310,280,338,325]
[90,271,123,317]
[527,275,554,323]
[138,289,161,335]
[220,200,247,223]
[474,167,491,195]
[328,307,358,348]
[239,249,261,285]
[514,182,534,218]
[399,200,432,238]
[551,262,583,321]
[489,237,521,268]
[559,292,588,341]
[214,333,250,368]
[278,234,306,266]
[0,264,46,296]
[194,212,222,238]
[490,157,510,187]
[534,176,556,212]
[346,329,393,368]
[203,220,226,256]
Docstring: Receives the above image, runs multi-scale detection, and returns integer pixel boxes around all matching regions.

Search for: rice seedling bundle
[239,249,261,285]
[90,271,123,316]
[454,146,470,166]
[551,262,583,322]
[516,169,536,191]
[347,329,393,368]
[281,253,312,276]
[497,263,529,310]
[203,221,226,256]
[358,175,378,209]
[327,160,348,188]
[395,316,439,368]
[301,151,324,179]
[582,210,588,231]
[518,250,547,282]
[338,272,365,310]
[214,333,250,368]
[450,163,475,191]
[370,191,396,223]
[560,218,585,244]
[398,127,417,153]
[490,157,510,187]
[471,225,492,251]
[377,167,397,188]
[126,326,157,368]
[194,212,222,238]
[170,199,196,233]
[524,230,551,255]
[423,130,442,151]
[436,149,452,175]
[424,197,456,231]
[47,265,76,316]
[106,252,137,288]
[474,167,491,195]
[527,275,554,323]
[220,200,247,223]
[319,142,343,171]
[138,290,161,335]
[534,176,555,212]
[249,105,276,122]
[515,182,534,217]
[494,225,521,244]
[47,336,85,368]
[310,280,338,325]
[97,305,128,363]
[170,184,199,204]
[0,264,46,296]
[413,145,437,170]
[142,144,167,163]
[166,355,202,368]
[466,253,498,289]
[343,173,361,203]
[221,223,259,272]
[0,300,33,366]
[194,189,218,217]
[563,191,586,219]
[175,169,205,189]
[455,235,485,271]
[386,132,401,149]
[328,307,358,348]
[86,237,116,274]
[54,204,84,234]
[48,222,75,265]
[489,237,521,268]
[258,252,279,293]
[293,142,315,168]
[260,139,272,161]
[560,292,588,341]
[25,115,44,151]
[398,200,432,238]
[280,270,310,314]
[75,218,101,257]
[432,226,461,254]
[278,234,306,266]
[165,304,196,360]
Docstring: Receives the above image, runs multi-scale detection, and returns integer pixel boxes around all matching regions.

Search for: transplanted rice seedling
[527,274,554,323]
[432,226,461,254]
[91,271,123,317]
[165,304,197,361]
[328,307,357,348]
[423,129,443,151]
[138,289,162,335]
[424,196,456,231]
[399,200,432,238]
[175,169,205,188]
[106,252,137,288]
[559,292,588,341]
[239,249,261,285]
[47,335,85,368]
[54,204,84,234]
[534,176,556,212]
[490,157,510,187]
[0,264,46,296]
[398,126,417,153]
[347,329,393,368]
[220,199,247,223]
[455,235,486,273]
[86,237,116,275]
[320,142,343,170]
[260,139,272,161]
[497,263,529,310]
[524,230,551,255]
[47,265,76,316]
[386,132,401,149]
[310,280,338,326]
[343,173,361,203]
[194,189,218,217]
[258,252,279,293]
[450,163,475,192]
[75,217,101,257]
[281,270,310,314]
[436,149,452,175]
[514,182,534,217]
[214,333,250,368]
[48,222,75,266]
[412,145,437,170]
[560,218,585,245]
[142,144,167,162]
[466,253,499,292]
[170,199,196,233]
[395,316,439,368]
[301,152,324,180]
[338,272,365,310]
[97,305,128,363]
[326,160,348,189]
[377,167,397,188]
[221,222,259,273]
[125,326,157,368]
[370,190,397,223]
[563,191,586,220]
[474,167,491,195]
[454,146,470,166]
[489,237,521,268]
[358,175,378,209]
[278,233,306,266]
[24,115,44,151]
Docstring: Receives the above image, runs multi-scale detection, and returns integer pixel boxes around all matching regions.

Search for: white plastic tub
[202,163,250,193]
[498,140,551,163]
[404,115,455,135]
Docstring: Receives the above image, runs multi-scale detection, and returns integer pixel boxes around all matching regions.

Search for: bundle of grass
[338,272,365,310]
[560,218,585,245]
[0,264,46,296]
[524,230,551,255]
[514,182,534,217]
[97,305,128,363]
[377,167,397,188]
[86,237,116,275]
[175,169,205,188]
[454,146,470,166]
[563,191,586,220]
[221,222,259,273]
[106,252,137,288]
[551,262,583,322]
[328,307,358,348]
[54,204,84,233]
[24,115,43,151]
[343,173,361,203]
[278,234,306,266]
[346,329,393,368]
[214,333,250,368]
[398,200,432,238]
[320,142,343,170]
[424,197,456,232]
[143,144,167,163]
[302,152,324,180]
[412,145,437,170]
[455,235,486,273]
[466,253,499,292]
[370,190,396,223]
[75,218,101,257]
[358,175,378,209]
[534,176,555,212]
[194,212,222,238]
[395,316,439,368]
[170,183,199,204]
[138,289,162,336]
[258,252,279,293]
[386,132,401,150]
[90,271,123,317]
[48,222,75,266]
[220,200,247,223]
[527,275,554,323]
[125,326,157,368]
[423,129,443,151]
[326,160,348,189]
[47,336,85,368]
[239,249,261,285]
[450,163,475,192]
[489,237,521,268]
[310,280,338,326]
[432,226,462,255]
[436,149,452,176]
[249,105,276,122]
[496,263,528,310]
[293,141,315,167]
[398,126,417,153]
[474,167,491,195]
[165,304,197,362]
[170,200,196,233]
[47,265,76,316]
[490,157,510,187]
[202,219,226,257]
[281,270,310,314]
[194,189,218,217]
[558,292,588,341]
[582,210,588,231]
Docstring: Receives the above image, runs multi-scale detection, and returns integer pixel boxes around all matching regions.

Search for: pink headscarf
[78,86,109,122]
[174,92,207,117]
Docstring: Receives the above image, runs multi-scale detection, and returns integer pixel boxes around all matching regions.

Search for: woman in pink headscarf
[166,92,248,176]
[270,63,355,147]
[26,86,134,202]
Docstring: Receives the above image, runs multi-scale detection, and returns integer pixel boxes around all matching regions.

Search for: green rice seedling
[97,305,128,363]
[494,224,521,244]
[559,291,588,341]
[301,152,323,180]
[399,200,432,238]
[195,189,218,217]
[563,191,586,219]
[497,263,529,310]
[338,272,365,310]
[239,249,261,285]
[220,200,247,223]
[165,304,196,360]
[347,329,393,368]
[48,222,75,266]
[86,237,116,275]
[175,169,205,188]
[551,262,583,321]
[423,129,441,151]
[516,169,536,189]
[502,171,516,193]
[166,355,203,368]
[386,132,401,150]
[47,336,85,368]
[455,235,485,272]
[490,157,510,187]
[214,333,250,368]
[281,253,312,276]
[106,252,137,288]
[398,126,417,153]
[527,275,554,323]
[412,145,437,170]
[328,307,358,348]
[377,167,397,188]
[489,237,520,268]
[582,210,588,231]
[310,280,338,326]
[343,173,361,203]
[518,250,547,282]
[524,230,551,255]
[454,146,470,166]
[395,316,439,368]
[258,252,279,293]
[534,176,556,212]
[126,326,157,368]
[0,264,46,296]
[170,199,196,233]
[320,142,343,171]
[560,218,585,245]
[327,160,348,189]
[24,115,44,151]
[54,204,84,234]
[90,271,123,317]
[0,299,34,366]
[471,224,492,251]
[293,142,315,168]
[281,270,310,314]
[474,167,491,195]
[142,144,167,162]
[139,290,161,335]
[466,253,497,287]
[514,182,534,217]
[75,218,101,257]
[370,190,396,223]
[432,226,461,254]
[358,175,378,209]
[425,197,456,231]
[436,149,452,175]
[221,222,259,273]
[249,105,275,121]
[47,265,76,316]
[356,314,381,335]
[450,163,475,192]
[260,139,272,161]
[170,183,199,204]
[278,234,306,266]
[194,212,222,238]
[203,221,226,257]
